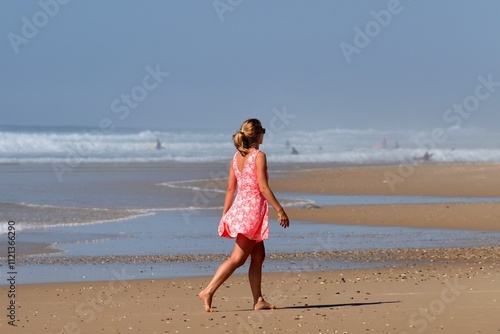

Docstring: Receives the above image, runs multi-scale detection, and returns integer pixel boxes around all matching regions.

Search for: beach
[3,0,500,331]
[1,162,499,333]
[5,262,498,333]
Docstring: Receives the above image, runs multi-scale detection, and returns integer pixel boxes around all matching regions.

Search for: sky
[1,0,500,132]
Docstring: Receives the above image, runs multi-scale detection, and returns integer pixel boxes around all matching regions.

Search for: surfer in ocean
[156,139,164,150]
[415,151,433,162]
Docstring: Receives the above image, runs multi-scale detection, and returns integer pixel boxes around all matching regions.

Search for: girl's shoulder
[252,149,265,157]
[254,150,267,164]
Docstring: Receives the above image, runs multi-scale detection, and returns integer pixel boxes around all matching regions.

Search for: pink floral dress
[218,150,269,241]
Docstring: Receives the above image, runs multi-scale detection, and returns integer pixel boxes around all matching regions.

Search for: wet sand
[269,163,500,231]
[270,162,500,197]
[1,163,499,333]
[283,202,500,231]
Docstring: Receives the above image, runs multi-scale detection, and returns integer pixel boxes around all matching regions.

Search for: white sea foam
[0,126,499,164]
[0,223,22,234]
[0,201,156,235]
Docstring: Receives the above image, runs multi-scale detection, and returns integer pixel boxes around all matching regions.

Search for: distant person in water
[415,151,433,161]
[156,139,164,150]
[199,118,290,312]
[422,151,433,161]
[291,147,299,155]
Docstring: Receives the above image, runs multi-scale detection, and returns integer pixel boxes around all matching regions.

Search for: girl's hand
[278,210,289,228]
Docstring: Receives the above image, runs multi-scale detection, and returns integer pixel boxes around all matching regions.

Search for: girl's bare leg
[199,234,256,312]
[248,241,275,310]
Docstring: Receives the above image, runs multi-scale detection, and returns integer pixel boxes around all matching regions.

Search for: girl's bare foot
[198,290,213,312]
[254,297,276,310]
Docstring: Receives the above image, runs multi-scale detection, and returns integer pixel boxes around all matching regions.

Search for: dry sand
[1,163,499,333]
[270,163,500,197]
[2,262,498,333]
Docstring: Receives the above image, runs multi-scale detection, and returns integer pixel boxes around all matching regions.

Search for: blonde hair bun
[233,118,264,156]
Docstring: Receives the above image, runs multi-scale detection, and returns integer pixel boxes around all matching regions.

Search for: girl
[199,118,290,312]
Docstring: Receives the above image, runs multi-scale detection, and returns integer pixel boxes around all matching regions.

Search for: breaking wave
[1,125,499,164]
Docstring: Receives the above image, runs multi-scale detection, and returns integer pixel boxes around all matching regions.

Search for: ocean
[1,125,500,165]
[1,125,499,284]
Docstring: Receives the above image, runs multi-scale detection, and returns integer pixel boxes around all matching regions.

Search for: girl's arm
[256,151,290,228]
[222,160,237,217]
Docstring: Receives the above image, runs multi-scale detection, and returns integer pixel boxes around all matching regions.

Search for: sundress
[218,149,269,241]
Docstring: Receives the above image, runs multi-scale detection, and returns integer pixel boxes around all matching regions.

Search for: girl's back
[233,149,262,195]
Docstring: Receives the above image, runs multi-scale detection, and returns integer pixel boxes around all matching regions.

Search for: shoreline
[9,245,500,267]
[3,244,498,286]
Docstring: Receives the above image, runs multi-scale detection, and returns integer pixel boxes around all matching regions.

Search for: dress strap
[232,152,239,172]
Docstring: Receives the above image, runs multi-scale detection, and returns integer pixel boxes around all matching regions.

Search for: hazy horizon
[2,1,500,132]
